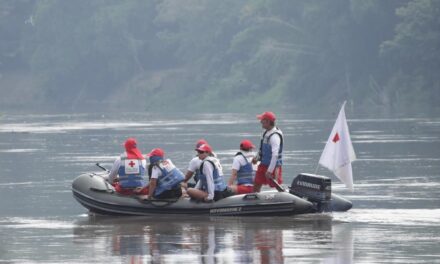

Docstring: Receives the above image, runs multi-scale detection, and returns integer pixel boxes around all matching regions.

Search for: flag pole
[314,163,319,175]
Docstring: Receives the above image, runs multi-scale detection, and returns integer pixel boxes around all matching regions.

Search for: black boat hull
[72,172,314,216]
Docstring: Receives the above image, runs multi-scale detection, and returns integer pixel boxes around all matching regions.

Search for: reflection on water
[72,214,353,264]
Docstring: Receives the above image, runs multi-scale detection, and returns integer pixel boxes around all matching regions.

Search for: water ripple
[0,217,75,229]
[333,209,440,226]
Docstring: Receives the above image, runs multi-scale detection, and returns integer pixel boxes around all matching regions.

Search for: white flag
[319,101,356,190]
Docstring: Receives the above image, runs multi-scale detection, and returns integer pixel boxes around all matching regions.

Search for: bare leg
[181,186,189,198]
[253,183,262,192]
[137,195,149,200]
[187,188,208,201]
[229,185,237,194]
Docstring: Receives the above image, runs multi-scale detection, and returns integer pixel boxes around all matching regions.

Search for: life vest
[199,157,227,192]
[153,159,185,196]
[194,169,201,182]
[259,127,283,166]
[118,154,147,188]
[235,152,255,185]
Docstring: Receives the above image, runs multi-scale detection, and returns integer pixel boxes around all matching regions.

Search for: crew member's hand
[265,171,273,179]
[252,157,258,164]
[181,182,188,189]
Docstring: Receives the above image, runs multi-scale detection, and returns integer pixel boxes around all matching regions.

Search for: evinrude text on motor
[289,173,352,212]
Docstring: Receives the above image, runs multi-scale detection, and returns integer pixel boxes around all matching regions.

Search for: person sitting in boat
[187,144,232,202]
[182,139,208,189]
[146,148,185,199]
[107,138,148,195]
[228,139,256,194]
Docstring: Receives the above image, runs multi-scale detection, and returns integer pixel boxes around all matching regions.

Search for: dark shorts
[155,186,182,199]
[254,164,283,187]
[187,182,197,188]
[214,188,234,201]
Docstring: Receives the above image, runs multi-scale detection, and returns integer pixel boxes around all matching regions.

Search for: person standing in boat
[187,144,231,202]
[228,139,256,194]
[146,148,185,199]
[182,139,208,189]
[107,138,149,195]
[252,111,284,192]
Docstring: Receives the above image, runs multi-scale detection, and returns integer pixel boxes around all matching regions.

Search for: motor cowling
[290,173,332,212]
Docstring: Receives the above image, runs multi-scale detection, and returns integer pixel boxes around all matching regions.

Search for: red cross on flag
[319,101,356,190]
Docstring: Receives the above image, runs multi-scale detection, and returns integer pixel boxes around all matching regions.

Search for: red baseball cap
[195,139,208,148]
[257,111,276,121]
[195,143,213,153]
[146,148,165,157]
[240,139,255,150]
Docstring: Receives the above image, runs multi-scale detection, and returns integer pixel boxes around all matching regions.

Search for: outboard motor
[289,173,352,212]
[289,173,331,212]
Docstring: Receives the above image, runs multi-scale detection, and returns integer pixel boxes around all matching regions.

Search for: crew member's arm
[148,166,161,199]
[252,134,263,164]
[183,158,198,185]
[267,134,281,174]
[252,150,259,164]
[228,156,241,186]
[228,170,238,186]
[203,162,215,201]
[107,157,121,183]
[184,171,194,183]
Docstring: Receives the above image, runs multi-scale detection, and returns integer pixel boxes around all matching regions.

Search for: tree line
[0,0,439,116]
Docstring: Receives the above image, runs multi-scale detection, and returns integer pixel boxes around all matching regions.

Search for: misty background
[0,0,439,116]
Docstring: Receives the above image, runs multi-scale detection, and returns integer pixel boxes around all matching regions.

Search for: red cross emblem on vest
[128,161,136,167]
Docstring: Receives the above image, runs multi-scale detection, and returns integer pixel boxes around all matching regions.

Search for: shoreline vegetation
[0,1,439,116]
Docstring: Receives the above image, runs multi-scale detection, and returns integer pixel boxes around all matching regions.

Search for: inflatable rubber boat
[72,172,352,216]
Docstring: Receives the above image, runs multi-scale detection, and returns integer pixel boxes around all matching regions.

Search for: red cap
[195,139,208,148]
[147,148,165,157]
[124,138,144,159]
[240,139,255,151]
[257,111,276,121]
[195,143,212,153]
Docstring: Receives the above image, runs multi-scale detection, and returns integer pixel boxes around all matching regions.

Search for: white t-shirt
[187,156,203,173]
[211,156,224,176]
[232,151,256,171]
[150,165,161,179]
[151,159,176,179]
[188,156,223,175]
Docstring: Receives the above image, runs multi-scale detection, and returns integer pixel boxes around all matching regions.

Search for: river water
[0,113,439,263]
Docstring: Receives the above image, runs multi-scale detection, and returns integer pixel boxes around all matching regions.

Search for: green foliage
[380,0,440,114]
[0,0,438,115]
